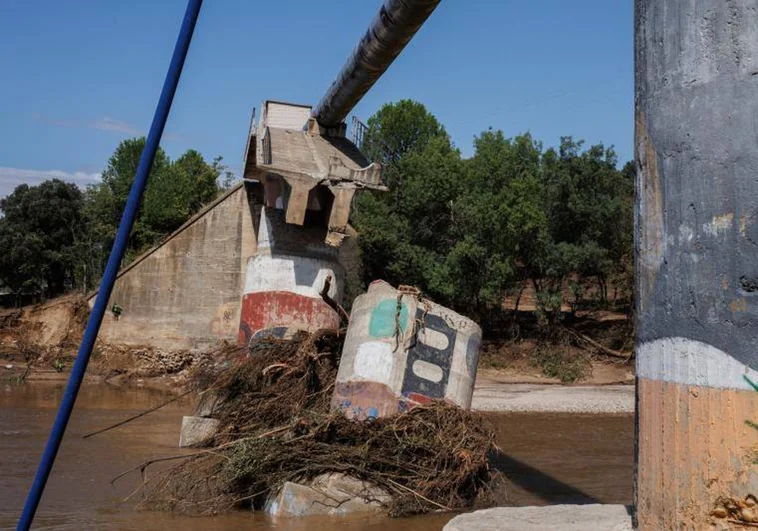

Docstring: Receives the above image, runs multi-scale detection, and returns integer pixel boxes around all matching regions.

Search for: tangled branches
[131,331,500,517]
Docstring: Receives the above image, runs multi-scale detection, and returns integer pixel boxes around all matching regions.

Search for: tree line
[353,100,633,325]
[0,100,633,322]
[0,138,234,302]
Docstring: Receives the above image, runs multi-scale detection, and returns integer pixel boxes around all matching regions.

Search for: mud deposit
[0,383,633,530]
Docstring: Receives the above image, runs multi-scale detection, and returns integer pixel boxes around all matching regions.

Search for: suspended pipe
[17,1,203,528]
[312,0,442,128]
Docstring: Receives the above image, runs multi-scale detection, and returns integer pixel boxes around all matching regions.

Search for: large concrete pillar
[237,204,343,344]
[635,1,758,528]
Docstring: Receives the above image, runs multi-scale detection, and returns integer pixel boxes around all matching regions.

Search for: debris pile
[135,330,500,517]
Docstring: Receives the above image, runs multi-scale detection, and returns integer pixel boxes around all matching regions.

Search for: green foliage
[0,138,228,300]
[530,342,591,383]
[363,99,447,167]
[82,138,225,287]
[353,100,633,324]
[0,179,86,298]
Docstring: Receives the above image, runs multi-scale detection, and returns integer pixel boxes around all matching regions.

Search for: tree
[352,101,634,325]
[86,137,225,268]
[0,180,86,299]
[453,131,549,317]
[538,137,631,306]
[353,102,463,308]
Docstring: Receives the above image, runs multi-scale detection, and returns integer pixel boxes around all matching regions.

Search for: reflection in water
[0,383,632,530]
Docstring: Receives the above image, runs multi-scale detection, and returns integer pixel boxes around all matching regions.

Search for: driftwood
[562,326,633,360]
[320,275,350,324]
[83,389,194,439]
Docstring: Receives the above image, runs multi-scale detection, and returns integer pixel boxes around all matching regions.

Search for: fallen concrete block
[443,504,633,531]
[332,280,482,419]
[266,473,389,517]
[178,416,220,448]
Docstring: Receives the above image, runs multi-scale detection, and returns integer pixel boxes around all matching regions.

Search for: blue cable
[17,1,203,528]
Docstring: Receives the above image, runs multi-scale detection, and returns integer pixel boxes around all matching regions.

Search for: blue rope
[17,1,203,528]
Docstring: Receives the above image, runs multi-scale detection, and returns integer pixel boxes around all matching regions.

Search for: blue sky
[0,1,633,198]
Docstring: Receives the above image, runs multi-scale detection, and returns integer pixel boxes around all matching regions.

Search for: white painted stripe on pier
[637,337,758,390]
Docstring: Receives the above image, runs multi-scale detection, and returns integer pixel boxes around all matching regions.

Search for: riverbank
[5,366,636,414]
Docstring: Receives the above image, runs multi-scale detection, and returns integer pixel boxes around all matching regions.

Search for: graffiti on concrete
[332,280,481,420]
[400,311,455,403]
[744,376,758,438]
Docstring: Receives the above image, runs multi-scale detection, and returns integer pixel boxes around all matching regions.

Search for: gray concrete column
[635,1,758,528]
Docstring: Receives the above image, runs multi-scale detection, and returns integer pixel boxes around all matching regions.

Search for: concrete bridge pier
[237,199,344,345]
[635,1,758,528]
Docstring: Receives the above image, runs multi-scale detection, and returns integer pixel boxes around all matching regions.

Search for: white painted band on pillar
[637,336,758,391]
[243,254,341,301]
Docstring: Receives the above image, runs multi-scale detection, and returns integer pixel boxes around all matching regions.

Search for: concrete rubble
[265,473,390,517]
[332,280,482,419]
[443,504,634,531]
[178,416,220,448]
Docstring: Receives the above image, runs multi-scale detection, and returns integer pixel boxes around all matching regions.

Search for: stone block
[266,473,389,517]
[332,280,482,419]
[178,416,220,448]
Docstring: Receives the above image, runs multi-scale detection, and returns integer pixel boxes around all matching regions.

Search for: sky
[0,1,634,199]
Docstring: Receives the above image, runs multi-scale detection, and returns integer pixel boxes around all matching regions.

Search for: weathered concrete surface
[88,182,361,351]
[332,280,481,419]
[443,505,633,531]
[471,381,634,414]
[91,184,256,350]
[266,474,388,517]
[178,416,219,447]
[238,205,343,343]
[636,0,758,528]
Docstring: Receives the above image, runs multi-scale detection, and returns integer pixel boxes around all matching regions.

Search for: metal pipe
[312,0,441,128]
[16,1,203,528]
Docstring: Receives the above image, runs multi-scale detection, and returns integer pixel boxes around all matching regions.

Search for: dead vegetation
[131,330,500,517]
[479,312,634,383]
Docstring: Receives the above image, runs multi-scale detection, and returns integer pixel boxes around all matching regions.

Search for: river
[0,382,633,530]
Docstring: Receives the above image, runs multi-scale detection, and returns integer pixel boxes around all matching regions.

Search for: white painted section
[245,254,339,300]
[702,212,734,237]
[257,207,276,252]
[353,341,394,385]
[412,360,444,383]
[678,224,694,244]
[417,327,449,350]
[265,102,311,130]
[637,336,758,390]
[445,334,476,409]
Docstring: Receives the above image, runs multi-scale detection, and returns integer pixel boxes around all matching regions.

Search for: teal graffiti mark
[744,376,758,434]
[369,299,408,338]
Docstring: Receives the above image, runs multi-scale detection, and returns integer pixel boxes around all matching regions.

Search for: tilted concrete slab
[243,100,386,245]
[443,504,633,531]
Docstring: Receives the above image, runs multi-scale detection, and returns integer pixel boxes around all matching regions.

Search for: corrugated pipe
[16,1,203,529]
[312,0,442,128]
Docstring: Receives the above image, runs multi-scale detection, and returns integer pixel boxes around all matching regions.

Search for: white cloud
[89,117,142,136]
[0,167,101,199]
[33,113,184,141]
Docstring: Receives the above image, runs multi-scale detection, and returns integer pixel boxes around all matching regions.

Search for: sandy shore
[471,378,634,414]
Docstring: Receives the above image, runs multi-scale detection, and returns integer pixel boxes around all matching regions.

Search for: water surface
[0,382,633,530]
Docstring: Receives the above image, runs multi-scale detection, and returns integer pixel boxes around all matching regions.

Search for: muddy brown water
[0,382,633,530]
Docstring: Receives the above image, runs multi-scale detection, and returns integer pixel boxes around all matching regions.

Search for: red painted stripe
[238,291,340,344]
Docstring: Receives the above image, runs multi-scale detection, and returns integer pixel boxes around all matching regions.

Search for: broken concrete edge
[266,473,390,517]
[443,504,634,531]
